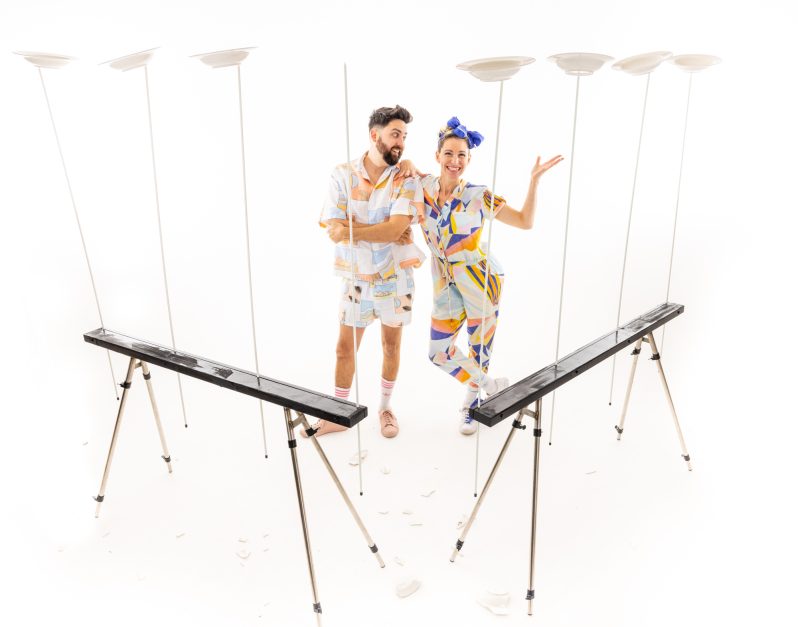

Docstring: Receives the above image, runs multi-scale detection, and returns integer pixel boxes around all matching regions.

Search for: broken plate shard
[349,449,368,466]
[395,577,421,598]
[236,550,251,560]
[401,509,413,515]
[393,556,404,566]
[477,588,511,615]
[421,488,436,497]
[380,465,391,474]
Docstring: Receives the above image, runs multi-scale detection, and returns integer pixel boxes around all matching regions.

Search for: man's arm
[320,170,348,228]
[327,215,412,244]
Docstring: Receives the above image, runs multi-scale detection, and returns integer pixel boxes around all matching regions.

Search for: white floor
[2,1,797,625]
[1,315,795,627]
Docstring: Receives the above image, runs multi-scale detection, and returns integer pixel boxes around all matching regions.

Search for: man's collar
[359,151,396,184]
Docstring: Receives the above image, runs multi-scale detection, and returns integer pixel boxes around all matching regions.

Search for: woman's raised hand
[531,155,564,181]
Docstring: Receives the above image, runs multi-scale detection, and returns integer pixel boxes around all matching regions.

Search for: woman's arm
[395,160,428,180]
[495,155,563,229]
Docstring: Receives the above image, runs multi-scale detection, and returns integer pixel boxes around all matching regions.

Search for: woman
[419,117,562,434]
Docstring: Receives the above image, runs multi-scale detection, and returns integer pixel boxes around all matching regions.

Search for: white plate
[670,54,721,72]
[191,47,255,68]
[548,52,614,76]
[477,588,512,615]
[102,48,158,71]
[14,51,73,69]
[456,56,535,82]
[612,51,672,76]
[395,577,421,598]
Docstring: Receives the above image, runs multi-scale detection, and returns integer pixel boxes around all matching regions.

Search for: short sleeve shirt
[321,155,425,281]
[419,176,506,270]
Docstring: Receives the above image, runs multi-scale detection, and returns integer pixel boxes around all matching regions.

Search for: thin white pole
[143,65,189,429]
[236,63,269,458]
[661,72,693,354]
[38,67,119,401]
[548,74,581,445]
[609,72,651,406]
[474,79,505,497]
[343,63,364,495]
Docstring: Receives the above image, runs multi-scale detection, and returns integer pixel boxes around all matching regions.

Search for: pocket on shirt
[450,207,483,235]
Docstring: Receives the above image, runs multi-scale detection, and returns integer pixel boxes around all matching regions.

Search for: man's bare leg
[336,324,366,388]
[304,324,366,437]
[378,325,402,438]
[380,325,402,381]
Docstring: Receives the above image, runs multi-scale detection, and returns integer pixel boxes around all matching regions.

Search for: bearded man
[307,105,425,439]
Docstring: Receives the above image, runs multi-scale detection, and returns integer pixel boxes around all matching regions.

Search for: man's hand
[327,222,348,243]
[396,226,413,245]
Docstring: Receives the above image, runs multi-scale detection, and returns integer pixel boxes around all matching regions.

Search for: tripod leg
[527,399,543,615]
[615,338,644,441]
[299,413,384,568]
[451,408,529,563]
[93,357,137,518]
[139,361,173,474]
[646,333,692,471]
[284,408,323,626]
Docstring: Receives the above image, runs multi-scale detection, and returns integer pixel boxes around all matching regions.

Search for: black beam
[84,328,367,427]
[471,302,683,426]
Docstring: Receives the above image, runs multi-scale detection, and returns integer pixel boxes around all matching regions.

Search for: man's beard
[377,137,402,166]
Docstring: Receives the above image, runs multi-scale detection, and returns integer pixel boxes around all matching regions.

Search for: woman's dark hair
[437,130,470,152]
[368,105,413,130]
[437,117,483,151]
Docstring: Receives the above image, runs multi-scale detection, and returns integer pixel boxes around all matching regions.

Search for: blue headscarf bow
[440,116,484,149]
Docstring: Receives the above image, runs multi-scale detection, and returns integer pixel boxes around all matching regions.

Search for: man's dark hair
[368,105,413,130]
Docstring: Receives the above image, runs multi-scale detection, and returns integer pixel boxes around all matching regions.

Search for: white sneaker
[488,377,509,396]
[459,407,478,436]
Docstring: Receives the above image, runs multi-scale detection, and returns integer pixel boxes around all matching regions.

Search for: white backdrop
[1,1,796,626]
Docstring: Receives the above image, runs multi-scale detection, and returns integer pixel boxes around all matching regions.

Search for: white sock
[463,375,505,409]
[335,386,350,401]
[462,383,480,409]
[490,377,509,396]
[477,376,509,396]
[379,378,395,412]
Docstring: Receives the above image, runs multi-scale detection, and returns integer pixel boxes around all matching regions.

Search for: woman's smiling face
[436,136,471,182]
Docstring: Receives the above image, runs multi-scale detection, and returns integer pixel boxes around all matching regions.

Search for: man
[307,105,425,438]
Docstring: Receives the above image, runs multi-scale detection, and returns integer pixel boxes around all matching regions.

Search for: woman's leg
[458,264,504,406]
[428,282,483,383]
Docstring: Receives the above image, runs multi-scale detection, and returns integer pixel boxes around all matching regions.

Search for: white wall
[1,1,796,626]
